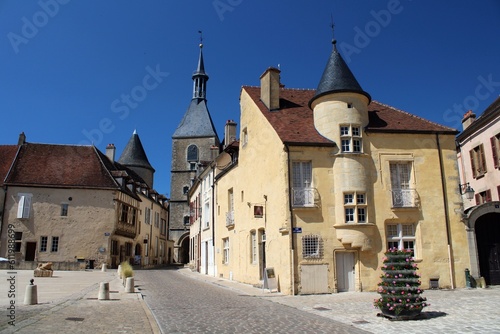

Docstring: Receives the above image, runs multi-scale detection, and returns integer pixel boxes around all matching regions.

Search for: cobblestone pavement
[175,268,500,334]
[136,269,369,334]
[0,270,159,334]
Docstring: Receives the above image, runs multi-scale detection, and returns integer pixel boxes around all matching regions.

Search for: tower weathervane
[198,30,203,48]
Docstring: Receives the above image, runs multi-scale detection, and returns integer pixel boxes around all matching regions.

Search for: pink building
[456,96,500,285]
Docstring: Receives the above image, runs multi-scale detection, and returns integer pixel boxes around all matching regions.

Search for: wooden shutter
[492,136,499,168]
[479,144,487,173]
[470,149,477,178]
[486,190,492,203]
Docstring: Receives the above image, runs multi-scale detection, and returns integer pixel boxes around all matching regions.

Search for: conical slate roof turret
[118,130,155,172]
[309,40,371,108]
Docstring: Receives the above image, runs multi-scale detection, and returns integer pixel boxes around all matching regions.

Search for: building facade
[456,97,500,285]
[0,133,171,270]
[212,40,470,294]
[169,43,220,263]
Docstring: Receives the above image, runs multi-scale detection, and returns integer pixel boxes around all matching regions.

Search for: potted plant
[373,248,429,320]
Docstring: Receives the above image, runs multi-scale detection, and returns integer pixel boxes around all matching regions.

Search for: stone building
[456,97,500,285]
[169,43,220,263]
[211,39,470,294]
[0,132,170,270]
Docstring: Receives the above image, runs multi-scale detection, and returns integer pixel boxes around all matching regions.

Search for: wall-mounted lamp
[459,182,475,200]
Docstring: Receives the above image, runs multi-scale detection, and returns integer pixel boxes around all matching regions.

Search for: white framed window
[390,162,415,208]
[17,193,32,219]
[40,236,48,252]
[344,192,367,223]
[387,223,416,254]
[250,231,257,264]
[292,161,314,207]
[302,234,322,258]
[51,236,59,252]
[340,124,362,153]
[61,203,69,217]
[223,238,229,264]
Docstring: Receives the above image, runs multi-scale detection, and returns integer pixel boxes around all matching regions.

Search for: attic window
[347,103,353,108]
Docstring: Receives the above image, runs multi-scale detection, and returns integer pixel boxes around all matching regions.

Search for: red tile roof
[0,145,19,186]
[5,143,118,189]
[242,86,457,146]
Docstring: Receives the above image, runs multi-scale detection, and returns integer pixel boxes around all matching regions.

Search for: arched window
[187,145,199,162]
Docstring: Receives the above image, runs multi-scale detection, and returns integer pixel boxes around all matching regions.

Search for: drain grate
[313,307,331,311]
[66,317,84,322]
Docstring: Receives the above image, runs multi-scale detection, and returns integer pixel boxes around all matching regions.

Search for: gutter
[285,144,295,295]
[436,133,455,289]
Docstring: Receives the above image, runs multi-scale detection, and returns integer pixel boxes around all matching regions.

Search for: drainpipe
[436,133,455,289]
[285,144,295,295]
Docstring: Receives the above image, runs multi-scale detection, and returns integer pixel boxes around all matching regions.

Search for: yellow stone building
[213,41,470,294]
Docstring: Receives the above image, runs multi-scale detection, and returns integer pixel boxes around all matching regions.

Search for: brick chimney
[462,110,476,130]
[224,120,237,148]
[106,143,116,162]
[260,67,281,110]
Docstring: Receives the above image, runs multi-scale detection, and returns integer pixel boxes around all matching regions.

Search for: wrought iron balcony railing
[292,187,320,208]
[226,210,235,227]
[391,188,418,208]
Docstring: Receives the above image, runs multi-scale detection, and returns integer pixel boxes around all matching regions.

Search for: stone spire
[118,130,155,187]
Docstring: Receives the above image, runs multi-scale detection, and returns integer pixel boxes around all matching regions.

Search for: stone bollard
[117,264,122,278]
[24,279,37,305]
[125,277,135,293]
[98,282,110,300]
[101,263,107,272]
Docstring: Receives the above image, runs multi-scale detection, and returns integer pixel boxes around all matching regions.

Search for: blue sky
[1,0,499,196]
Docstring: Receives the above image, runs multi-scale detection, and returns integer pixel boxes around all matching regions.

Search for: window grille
[302,234,322,258]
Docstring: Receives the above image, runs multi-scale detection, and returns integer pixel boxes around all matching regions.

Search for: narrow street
[135,268,369,334]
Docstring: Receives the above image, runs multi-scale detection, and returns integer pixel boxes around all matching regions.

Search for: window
[470,144,487,178]
[154,212,160,228]
[145,207,151,225]
[120,204,129,223]
[183,186,189,194]
[15,232,22,252]
[40,236,48,252]
[390,162,415,207]
[242,127,248,146]
[130,208,137,225]
[51,236,59,252]
[292,161,314,207]
[250,231,257,264]
[111,240,119,256]
[340,124,362,153]
[491,134,500,168]
[183,216,190,226]
[61,203,69,216]
[17,194,32,219]
[344,192,367,223]
[475,190,492,205]
[386,223,415,254]
[223,238,229,264]
[155,237,159,257]
[302,234,322,258]
[187,144,199,162]
[160,218,167,235]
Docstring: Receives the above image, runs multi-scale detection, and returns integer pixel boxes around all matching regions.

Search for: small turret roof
[309,40,371,108]
[118,131,155,172]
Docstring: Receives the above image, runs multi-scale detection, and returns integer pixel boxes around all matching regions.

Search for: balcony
[292,187,320,208]
[226,211,234,227]
[391,189,419,208]
[115,220,137,238]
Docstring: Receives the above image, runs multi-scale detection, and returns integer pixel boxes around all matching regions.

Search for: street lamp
[459,183,475,200]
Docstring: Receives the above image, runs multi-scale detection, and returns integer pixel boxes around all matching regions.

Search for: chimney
[106,143,116,162]
[18,132,26,145]
[210,145,219,161]
[260,67,281,110]
[224,120,237,148]
[462,110,476,130]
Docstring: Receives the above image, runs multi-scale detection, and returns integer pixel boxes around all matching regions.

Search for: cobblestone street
[136,269,368,334]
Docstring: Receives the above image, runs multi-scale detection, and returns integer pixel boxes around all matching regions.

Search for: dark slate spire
[172,39,219,140]
[309,39,371,108]
[118,130,155,172]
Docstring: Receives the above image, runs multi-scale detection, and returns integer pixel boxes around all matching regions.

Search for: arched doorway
[475,212,500,285]
[179,236,190,264]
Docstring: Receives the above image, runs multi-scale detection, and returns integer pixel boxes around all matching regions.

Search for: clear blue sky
[1,0,499,196]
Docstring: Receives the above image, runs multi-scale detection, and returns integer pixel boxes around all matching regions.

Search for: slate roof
[242,86,457,146]
[172,98,219,139]
[118,131,155,172]
[309,42,371,107]
[0,145,19,186]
